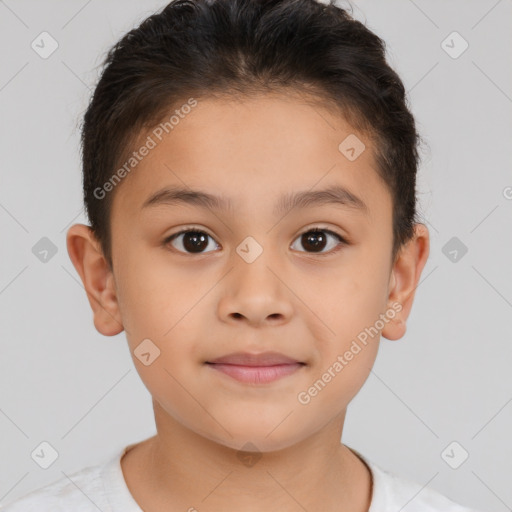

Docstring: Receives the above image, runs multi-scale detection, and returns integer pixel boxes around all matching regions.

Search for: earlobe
[381,223,430,341]
[66,223,124,337]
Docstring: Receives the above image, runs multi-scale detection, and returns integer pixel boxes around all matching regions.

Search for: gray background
[0,0,511,510]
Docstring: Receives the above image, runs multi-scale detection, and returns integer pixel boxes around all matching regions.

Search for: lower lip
[206,363,304,384]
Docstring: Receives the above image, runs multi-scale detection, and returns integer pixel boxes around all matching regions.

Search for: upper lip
[206,351,304,366]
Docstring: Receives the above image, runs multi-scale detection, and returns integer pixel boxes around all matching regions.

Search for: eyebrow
[142,184,369,216]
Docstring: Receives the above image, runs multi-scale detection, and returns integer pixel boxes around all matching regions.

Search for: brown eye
[166,230,219,254]
[291,228,346,255]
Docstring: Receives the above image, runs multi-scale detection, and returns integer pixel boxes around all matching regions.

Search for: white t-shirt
[0,444,481,511]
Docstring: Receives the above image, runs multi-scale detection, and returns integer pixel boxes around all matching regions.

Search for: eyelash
[163,226,348,257]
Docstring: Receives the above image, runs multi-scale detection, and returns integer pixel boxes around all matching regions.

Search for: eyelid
[164,226,220,254]
[291,226,348,257]
[165,224,348,241]
[296,224,348,243]
[166,225,216,240]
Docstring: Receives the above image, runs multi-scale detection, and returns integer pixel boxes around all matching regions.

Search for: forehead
[111,93,391,223]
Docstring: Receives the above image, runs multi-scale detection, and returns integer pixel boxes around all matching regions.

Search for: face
[100,93,398,452]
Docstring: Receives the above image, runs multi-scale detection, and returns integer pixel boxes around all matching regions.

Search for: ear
[66,223,124,336]
[381,223,430,341]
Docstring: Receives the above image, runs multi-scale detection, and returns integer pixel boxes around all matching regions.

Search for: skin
[67,91,429,512]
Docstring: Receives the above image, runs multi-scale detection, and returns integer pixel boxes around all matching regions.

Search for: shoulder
[364,456,481,512]
[0,458,109,512]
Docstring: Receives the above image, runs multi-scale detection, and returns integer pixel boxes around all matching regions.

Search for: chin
[197,419,310,454]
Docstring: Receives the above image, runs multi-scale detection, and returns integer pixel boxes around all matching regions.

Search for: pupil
[302,231,326,252]
[184,231,208,252]
[181,230,328,253]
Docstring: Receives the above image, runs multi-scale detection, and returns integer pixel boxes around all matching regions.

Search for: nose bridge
[217,236,293,325]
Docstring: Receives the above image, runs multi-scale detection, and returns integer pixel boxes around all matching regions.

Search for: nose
[217,256,294,328]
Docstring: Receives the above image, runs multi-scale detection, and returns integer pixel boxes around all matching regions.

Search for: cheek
[316,266,388,337]
[297,349,377,420]
[341,245,391,312]
[302,251,389,376]
[131,354,204,433]
[115,251,204,340]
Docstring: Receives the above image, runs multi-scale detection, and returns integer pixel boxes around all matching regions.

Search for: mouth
[205,351,306,384]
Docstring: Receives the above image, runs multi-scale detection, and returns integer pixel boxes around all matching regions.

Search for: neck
[121,402,372,512]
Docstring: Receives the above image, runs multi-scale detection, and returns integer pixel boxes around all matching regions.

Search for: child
[2,0,482,510]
